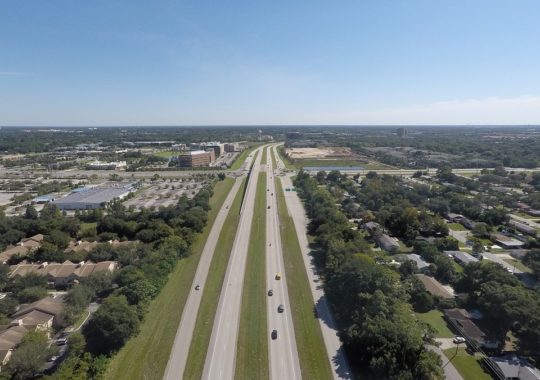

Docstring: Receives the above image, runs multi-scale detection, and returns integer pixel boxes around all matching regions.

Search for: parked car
[55,337,68,345]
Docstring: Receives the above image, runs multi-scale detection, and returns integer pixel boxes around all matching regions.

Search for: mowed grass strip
[183,177,246,380]
[104,177,235,380]
[235,173,269,380]
[442,347,492,380]
[261,146,268,164]
[271,146,277,169]
[275,178,333,380]
[230,144,262,170]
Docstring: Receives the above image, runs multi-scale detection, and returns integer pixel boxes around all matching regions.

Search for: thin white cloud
[311,96,540,125]
[0,71,25,76]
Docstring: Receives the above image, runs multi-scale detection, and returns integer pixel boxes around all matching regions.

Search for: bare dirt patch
[285,147,354,159]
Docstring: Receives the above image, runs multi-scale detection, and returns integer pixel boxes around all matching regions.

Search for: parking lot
[124,179,205,209]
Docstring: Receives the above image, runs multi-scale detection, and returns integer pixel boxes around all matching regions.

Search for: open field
[235,173,268,380]
[442,347,492,380]
[285,147,354,159]
[183,178,246,380]
[104,177,235,380]
[275,178,333,380]
[153,150,177,158]
[415,310,453,338]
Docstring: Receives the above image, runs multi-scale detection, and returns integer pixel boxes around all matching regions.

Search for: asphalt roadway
[273,145,353,379]
[162,175,245,379]
[201,146,265,380]
[3,165,538,180]
[265,148,302,380]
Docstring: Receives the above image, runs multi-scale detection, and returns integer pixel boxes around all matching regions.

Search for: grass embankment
[271,146,277,168]
[275,178,333,380]
[277,146,297,170]
[230,144,262,171]
[261,146,268,165]
[235,173,269,380]
[442,347,492,380]
[415,310,453,338]
[183,178,246,380]
[104,177,235,380]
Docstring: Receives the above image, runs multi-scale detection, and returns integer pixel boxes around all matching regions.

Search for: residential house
[445,250,479,265]
[376,234,400,252]
[10,260,117,287]
[416,274,454,299]
[509,220,538,236]
[0,325,30,368]
[11,296,65,331]
[444,308,499,349]
[489,354,540,380]
[492,234,525,249]
[397,254,430,272]
[0,234,44,264]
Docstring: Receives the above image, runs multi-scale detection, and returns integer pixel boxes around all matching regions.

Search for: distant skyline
[2,1,540,126]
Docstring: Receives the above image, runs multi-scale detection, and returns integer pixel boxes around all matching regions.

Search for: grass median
[261,146,268,164]
[230,144,262,170]
[235,172,269,380]
[275,178,333,380]
[104,177,235,380]
[183,177,246,380]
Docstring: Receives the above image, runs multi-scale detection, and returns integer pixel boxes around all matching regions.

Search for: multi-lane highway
[163,178,244,380]
[201,146,265,380]
[162,149,258,380]
[273,145,352,379]
[265,148,302,380]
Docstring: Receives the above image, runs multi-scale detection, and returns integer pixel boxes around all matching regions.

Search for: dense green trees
[294,171,443,379]
[4,330,57,380]
[83,295,140,355]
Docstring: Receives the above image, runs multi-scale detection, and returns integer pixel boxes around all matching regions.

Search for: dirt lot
[285,147,354,159]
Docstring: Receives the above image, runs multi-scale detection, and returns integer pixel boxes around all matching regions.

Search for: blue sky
[1,0,540,125]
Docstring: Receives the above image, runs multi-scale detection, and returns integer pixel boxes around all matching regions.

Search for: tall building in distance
[177,150,215,167]
[397,127,408,138]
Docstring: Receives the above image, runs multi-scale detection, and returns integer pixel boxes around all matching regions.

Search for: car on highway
[268,289,273,296]
[453,336,466,344]
[195,285,201,290]
[275,273,281,280]
[267,205,271,209]
[271,330,278,340]
[277,304,284,313]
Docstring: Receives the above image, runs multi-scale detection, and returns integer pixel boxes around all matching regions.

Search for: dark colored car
[268,289,273,296]
[277,304,284,313]
[271,330,278,340]
[195,285,201,290]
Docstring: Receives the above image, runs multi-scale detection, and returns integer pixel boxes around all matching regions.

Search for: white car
[453,336,466,344]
